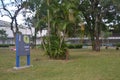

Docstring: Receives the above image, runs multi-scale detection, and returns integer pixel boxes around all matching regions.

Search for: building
[0,20,47,44]
[0,20,119,46]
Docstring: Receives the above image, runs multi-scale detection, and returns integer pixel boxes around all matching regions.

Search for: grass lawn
[0,48,120,80]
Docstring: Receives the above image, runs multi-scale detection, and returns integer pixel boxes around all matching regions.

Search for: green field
[0,48,120,80]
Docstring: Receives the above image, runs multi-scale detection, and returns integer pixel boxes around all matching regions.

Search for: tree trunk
[47,0,51,52]
[10,19,15,37]
[90,28,100,51]
[94,14,101,52]
[15,18,19,33]
[34,28,37,47]
[90,30,96,51]
[95,34,100,51]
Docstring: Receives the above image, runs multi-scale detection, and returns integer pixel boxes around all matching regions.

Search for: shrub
[67,44,83,49]
[75,44,83,48]
[0,44,9,47]
[36,44,42,48]
[42,35,67,59]
[9,44,15,46]
[116,43,120,47]
[116,43,120,50]
[67,44,75,49]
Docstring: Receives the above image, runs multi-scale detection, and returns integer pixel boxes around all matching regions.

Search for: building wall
[0,37,41,45]
[0,38,15,44]
[67,37,120,46]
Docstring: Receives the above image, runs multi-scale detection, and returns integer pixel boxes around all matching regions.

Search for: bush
[9,44,15,46]
[0,44,9,47]
[67,44,75,49]
[36,45,42,48]
[67,44,83,49]
[43,35,67,59]
[116,43,120,47]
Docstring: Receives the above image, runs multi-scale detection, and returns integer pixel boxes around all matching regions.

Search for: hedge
[0,44,15,47]
[116,43,120,47]
[67,44,83,49]
[0,44,9,47]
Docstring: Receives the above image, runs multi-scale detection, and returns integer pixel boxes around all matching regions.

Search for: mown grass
[0,48,120,80]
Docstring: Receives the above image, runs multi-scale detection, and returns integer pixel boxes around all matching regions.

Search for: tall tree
[0,0,28,37]
[28,0,82,59]
[78,0,119,51]
[27,0,47,48]
[109,0,120,34]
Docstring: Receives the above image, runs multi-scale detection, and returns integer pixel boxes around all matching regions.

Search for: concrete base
[13,65,33,70]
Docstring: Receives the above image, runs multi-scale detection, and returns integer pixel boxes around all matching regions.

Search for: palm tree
[28,0,82,59]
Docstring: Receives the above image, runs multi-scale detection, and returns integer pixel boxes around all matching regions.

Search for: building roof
[0,20,10,27]
[0,20,47,37]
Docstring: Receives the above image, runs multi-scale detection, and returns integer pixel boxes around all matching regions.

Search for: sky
[0,14,24,24]
[0,0,26,25]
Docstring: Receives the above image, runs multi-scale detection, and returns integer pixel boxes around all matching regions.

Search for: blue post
[27,55,30,66]
[16,33,20,67]
[16,56,20,67]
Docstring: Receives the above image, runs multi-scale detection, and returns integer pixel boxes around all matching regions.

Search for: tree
[0,29,8,44]
[44,0,83,59]
[0,0,28,37]
[42,0,68,59]
[109,0,120,34]
[28,0,82,59]
[27,0,120,53]
[26,0,47,48]
[78,0,119,51]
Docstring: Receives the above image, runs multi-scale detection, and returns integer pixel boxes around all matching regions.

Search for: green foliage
[67,44,83,49]
[28,0,84,57]
[78,0,120,51]
[116,43,120,47]
[36,0,81,59]
[43,35,67,59]
[0,29,8,44]
[102,31,112,38]
[28,0,120,52]
[9,44,15,46]
[0,44,15,47]
[0,29,8,40]
[0,44,9,47]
